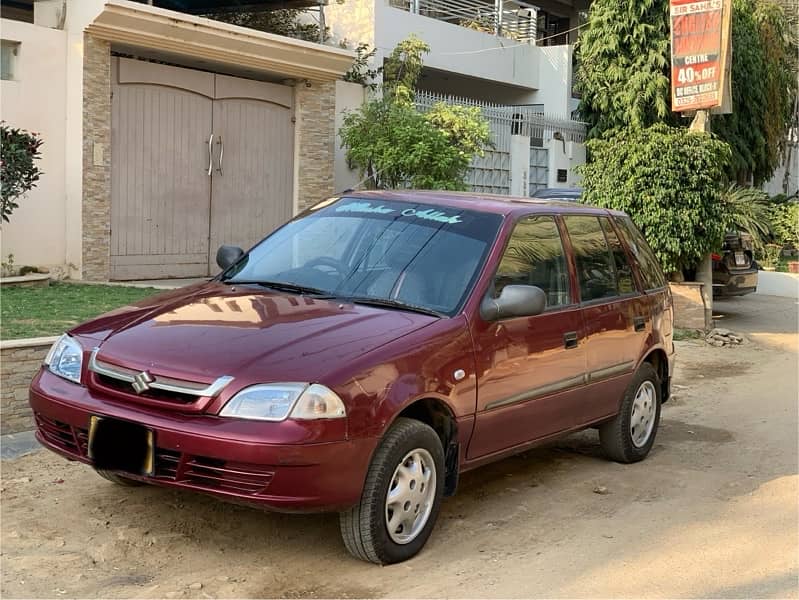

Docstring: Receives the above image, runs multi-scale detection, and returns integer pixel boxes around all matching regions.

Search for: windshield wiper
[226,280,334,297]
[344,296,444,318]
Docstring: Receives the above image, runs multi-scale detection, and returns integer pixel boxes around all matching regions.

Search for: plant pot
[788,261,799,274]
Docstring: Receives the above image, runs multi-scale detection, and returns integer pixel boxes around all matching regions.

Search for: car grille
[154,449,275,496]
[35,413,88,457]
[35,414,274,496]
[94,374,197,405]
[86,349,234,412]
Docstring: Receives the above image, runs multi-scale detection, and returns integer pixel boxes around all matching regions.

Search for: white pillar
[510,135,531,197]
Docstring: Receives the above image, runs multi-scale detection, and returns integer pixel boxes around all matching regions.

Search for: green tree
[576,0,797,184]
[577,125,732,275]
[202,8,324,42]
[769,197,799,248]
[382,35,431,106]
[340,36,490,190]
[575,0,673,138]
[1,123,44,223]
[712,0,797,184]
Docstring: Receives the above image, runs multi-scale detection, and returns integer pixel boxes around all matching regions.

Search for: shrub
[1,123,44,223]
[759,243,783,269]
[340,36,490,190]
[578,124,731,275]
[770,200,799,248]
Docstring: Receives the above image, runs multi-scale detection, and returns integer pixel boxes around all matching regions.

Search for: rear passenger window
[563,216,618,302]
[599,218,636,294]
[614,217,667,290]
[495,216,571,308]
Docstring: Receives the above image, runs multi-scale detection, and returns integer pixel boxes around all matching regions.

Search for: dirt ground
[2,294,797,599]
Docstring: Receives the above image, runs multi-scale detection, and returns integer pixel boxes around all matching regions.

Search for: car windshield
[223,197,503,316]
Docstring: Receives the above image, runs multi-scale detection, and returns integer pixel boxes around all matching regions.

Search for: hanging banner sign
[670,0,731,112]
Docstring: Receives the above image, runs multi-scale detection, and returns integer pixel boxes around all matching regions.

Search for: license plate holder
[88,416,155,477]
[734,251,746,266]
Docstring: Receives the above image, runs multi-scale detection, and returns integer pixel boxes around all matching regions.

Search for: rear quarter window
[614,217,667,290]
[563,215,619,302]
[599,217,636,294]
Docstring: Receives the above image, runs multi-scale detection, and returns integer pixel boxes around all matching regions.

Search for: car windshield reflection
[224,197,503,316]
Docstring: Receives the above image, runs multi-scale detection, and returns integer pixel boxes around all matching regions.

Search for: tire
[339,417,445,564]
[599,362,661,463]
[95,470,143,486]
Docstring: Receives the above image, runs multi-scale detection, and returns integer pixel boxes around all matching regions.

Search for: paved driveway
[2,296,797,599]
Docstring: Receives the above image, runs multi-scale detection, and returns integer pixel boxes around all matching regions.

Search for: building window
[0,1,33,24]
[1,41,20,81]
[536,11,571,46]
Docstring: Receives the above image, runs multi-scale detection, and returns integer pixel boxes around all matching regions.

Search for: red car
[31,191,674,564]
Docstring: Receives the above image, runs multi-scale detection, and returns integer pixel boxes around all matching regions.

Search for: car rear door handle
[633,316,647,332]
[564,331,579,349]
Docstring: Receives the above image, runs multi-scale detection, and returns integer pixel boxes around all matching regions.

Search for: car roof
[530,187,582,200]
[344,189,625,218]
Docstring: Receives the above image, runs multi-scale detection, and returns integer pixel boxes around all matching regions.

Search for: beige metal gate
[110,58,294,280]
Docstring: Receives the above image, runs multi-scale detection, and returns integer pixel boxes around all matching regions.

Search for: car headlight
[219,383,346,421]
[44,334,84,384]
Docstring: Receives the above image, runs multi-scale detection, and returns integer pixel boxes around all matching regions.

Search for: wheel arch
[640,347,670,402]
[393,397,460,497]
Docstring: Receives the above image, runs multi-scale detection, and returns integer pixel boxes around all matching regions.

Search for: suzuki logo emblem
[131,371,154,394]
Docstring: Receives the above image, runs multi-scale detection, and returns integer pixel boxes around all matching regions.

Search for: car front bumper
[29,369,377,512]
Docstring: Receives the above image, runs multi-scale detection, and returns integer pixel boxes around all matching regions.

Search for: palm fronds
[719,184,774,248]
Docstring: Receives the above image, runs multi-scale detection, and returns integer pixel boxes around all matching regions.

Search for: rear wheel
[339,417,445,564]
[599,362,661,463]
[95,470,143,486]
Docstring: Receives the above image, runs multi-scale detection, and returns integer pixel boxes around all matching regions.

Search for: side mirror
[480,285,547,321]
[216,245,244,271]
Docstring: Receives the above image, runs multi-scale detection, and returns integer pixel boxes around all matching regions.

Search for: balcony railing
[390,0,539,43]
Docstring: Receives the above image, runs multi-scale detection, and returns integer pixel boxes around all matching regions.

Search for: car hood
[71,282,437,384]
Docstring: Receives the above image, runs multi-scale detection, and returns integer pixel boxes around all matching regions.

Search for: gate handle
[216,135,223,176]
[207,133,214,176]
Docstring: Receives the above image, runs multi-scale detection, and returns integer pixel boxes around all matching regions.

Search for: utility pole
[690,109,714,330]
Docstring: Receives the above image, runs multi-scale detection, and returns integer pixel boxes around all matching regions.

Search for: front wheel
[599,362,661,463]
[95,469,143,486]
[339,417,445,564]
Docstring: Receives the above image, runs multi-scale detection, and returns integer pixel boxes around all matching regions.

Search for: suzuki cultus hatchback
[31,191,674,564]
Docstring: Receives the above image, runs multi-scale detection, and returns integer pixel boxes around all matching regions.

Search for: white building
[0,0,354,280]
[763,141,799,198]
[326,0,589,195]
[0,0,587,281]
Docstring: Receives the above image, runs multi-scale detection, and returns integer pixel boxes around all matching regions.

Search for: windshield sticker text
[401,208,463,224]
[334,202,464,224]
[335,202,395,215]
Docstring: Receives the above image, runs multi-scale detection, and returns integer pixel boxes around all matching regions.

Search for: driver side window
[494,216,571,308]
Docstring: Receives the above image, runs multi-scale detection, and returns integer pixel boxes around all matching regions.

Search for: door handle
[564,331,579,349]
[207,133,214,176]
[216,135,223,175]
[633,316,647,332]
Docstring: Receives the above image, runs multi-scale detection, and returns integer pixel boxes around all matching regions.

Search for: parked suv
[31,191,674,564]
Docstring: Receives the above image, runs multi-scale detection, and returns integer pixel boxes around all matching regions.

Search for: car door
[561,215,647,423]
[467,214,587,459]
[614,214,673,364]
